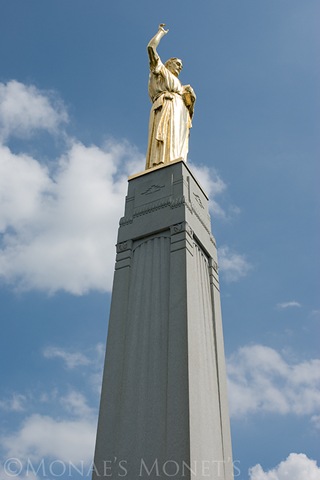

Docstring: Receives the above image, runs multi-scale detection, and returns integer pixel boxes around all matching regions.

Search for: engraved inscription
[141,184,165,195]
[193,193,204,209]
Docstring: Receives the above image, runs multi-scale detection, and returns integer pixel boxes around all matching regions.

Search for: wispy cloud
[1,413,96,464]
[0,342,105,474]
[190,163,226,218]
[0,390,96,479]
[190,162,240,219]
[0,80,68,141]
[43,347,91,369]
[0,465,38,480]
[60,391,95,418]
[0,393,27,412]
[42,344,104,395]
[249,452,320,480]
[311,415,320,430]
[0,367,98,472]
[277,301,302,309]
[218,245,252,282]
[227,344,320,418]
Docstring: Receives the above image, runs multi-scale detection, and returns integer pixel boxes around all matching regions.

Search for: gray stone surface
[92,160,233,479]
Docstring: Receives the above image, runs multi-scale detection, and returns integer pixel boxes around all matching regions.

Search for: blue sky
[0,1,319,479]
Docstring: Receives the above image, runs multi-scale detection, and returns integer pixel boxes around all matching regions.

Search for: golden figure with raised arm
[145,24,196,170]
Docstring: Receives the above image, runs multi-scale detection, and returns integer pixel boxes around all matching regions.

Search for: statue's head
[165,57,183,77]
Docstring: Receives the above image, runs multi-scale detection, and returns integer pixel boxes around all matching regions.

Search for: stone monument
[92,25,234,479]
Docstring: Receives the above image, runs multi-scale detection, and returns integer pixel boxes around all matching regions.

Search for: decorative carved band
[134,197,171,218]
[120,193,212,240]
[122,195,193,222]
[119,216,133,226]
[170,195,186,208]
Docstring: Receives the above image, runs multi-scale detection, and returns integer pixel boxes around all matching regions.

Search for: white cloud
[311,415,320,430]
[1,80,242,294]
[1,414,96,464]
[0,80,68,141]
[0,389,96,476]
[0,346,104,469]
[0,393,27,412]
[0,464,38,480]
[88,343,105,394]
[42,344,104,394]
[190,162,240,219]
[43,346,91,369]
[218,245,252,282]
[228,344,320,418]
[249,453,320,480]
[60,391,94,418]
[0,145,51,231]
[0,139,144,294]
[277,301,302,309]
[0,367,98,470]
[191,163,226,198]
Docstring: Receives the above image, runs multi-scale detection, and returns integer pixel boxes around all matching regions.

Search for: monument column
[92,160,233,479]
[92,23,233,480]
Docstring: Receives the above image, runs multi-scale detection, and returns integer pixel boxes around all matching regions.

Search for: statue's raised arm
[147,24,168,71]
[145,24,196,170]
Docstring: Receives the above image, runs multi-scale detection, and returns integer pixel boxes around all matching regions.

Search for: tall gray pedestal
[93,160,233,479]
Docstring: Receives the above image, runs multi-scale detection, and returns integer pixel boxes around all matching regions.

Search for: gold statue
[146,24,196,170]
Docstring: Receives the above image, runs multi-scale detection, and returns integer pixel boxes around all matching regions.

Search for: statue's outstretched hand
[159,23,169,35]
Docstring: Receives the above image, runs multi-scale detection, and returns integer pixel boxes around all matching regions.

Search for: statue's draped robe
[146,59,192,169]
